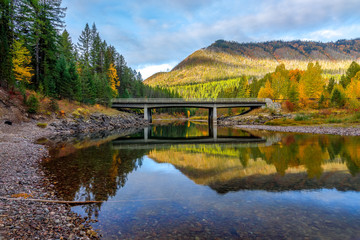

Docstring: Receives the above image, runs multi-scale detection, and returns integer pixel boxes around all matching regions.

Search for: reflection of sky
[137,156,178,173]
[73,157,360,238]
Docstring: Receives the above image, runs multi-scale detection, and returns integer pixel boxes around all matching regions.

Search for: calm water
[42,121,360,239]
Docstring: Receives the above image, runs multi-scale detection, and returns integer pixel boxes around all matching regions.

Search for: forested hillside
[0,0,174,108]
[145,39,360,87]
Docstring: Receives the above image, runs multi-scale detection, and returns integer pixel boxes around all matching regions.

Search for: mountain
[144,39,360,87]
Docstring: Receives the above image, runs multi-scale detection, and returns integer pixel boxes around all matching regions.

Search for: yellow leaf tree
[258,80,274,99]
[107,63,120,97]
[299,62,325,99]
[12,40,34,84]
[345,71,360,108]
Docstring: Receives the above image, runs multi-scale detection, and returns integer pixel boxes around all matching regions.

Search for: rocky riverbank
[218,113,286,126]
[0,112,148,239]
[236,125,360,136]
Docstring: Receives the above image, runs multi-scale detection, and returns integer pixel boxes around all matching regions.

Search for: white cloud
[137,63,177,79]
[306,25,360,41]
[64,0,360,70]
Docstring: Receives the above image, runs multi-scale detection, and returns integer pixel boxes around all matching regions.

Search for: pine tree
[0,0,14,88]
[341,61,360,88]
[54,56,72,99]
[59,29,74,61]
[327,77,335,94]
[68,61,81,101]
[17,0,66,89]
[78,23,91,67]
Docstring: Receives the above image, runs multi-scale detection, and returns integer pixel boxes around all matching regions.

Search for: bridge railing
[111,98,269,103]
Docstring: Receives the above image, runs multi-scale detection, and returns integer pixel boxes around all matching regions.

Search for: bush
[48,98,59,112]
[26,95,39,114]
[72,108,90,118]
[282,100,295,112]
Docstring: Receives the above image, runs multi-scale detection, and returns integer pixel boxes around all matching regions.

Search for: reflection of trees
[153,134,360,183]
[151,122,210,138]
[42,142,148,218]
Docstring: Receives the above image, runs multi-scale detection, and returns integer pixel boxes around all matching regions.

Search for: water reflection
[41,122,360,239]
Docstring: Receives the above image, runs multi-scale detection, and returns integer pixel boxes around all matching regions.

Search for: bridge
[111,98,269,124]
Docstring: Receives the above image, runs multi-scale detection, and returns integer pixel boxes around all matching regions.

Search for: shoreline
[235,124,360,136]
[0,113,148,239]
[2,119,360,239]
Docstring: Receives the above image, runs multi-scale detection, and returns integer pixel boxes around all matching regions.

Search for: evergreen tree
[59,29,74,61]
[54,55,72,99]
[0,0,14,88]
[77,23,91,67]
[327,77,335,94]
[341,61,360,88]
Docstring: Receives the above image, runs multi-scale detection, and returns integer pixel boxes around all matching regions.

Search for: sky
[62,0,360,79]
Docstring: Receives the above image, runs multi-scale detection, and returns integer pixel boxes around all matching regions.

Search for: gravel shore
[0,113,148,240]
[236,125,360,136]
[0,122,102,239]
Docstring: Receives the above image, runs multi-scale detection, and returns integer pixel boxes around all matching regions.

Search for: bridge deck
[111,98,268,108]
[111,98,270,123]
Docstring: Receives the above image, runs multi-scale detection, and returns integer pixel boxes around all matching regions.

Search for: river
[42,121,360,239]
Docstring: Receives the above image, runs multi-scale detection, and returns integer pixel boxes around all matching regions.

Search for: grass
[294,114,311,121]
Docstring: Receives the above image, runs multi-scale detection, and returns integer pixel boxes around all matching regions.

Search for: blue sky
[62,0,360,79]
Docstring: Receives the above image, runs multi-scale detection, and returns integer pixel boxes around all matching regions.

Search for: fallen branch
[0,197,168,205]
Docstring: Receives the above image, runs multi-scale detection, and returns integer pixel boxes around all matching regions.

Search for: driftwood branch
[0,197,168,205]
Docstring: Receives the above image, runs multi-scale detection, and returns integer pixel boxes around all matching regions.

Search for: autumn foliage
[11,40,34,84]
[107,63,120,96]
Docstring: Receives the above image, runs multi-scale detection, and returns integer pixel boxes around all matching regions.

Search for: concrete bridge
[111,98,268,124]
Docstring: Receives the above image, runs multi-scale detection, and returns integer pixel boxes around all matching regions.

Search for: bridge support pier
[209,122,217,140]
[144,127,149,142]
[208,106,217,125]
[144,105,152,123]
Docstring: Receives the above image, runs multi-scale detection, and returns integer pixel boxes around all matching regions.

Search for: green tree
[331,85,346,107]
[327,77,335,94]
[0,0,14,89]
[340,61,360,88]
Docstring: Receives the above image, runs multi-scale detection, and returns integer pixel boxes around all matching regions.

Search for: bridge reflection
[112,125,266,149]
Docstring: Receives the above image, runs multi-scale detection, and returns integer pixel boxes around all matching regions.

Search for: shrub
[26,95,39,114]
[282,100,295,112]
[48,98,59,112]
[72,108,90,118]
[36,122,48,128]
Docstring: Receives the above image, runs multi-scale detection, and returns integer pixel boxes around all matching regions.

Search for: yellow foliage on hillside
[144,48,353,87]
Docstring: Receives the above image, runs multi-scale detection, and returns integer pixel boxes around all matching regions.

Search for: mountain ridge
[145,38,360,86]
